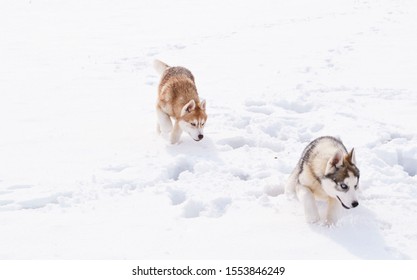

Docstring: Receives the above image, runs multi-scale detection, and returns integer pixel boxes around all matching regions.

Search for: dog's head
[322,148,360,209]
[178,99,207,141]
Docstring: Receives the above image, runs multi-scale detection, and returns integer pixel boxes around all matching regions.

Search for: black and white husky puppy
[286,136,360,224]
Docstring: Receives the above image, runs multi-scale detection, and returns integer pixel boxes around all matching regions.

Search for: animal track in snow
[18,192,73,210]
[216,136,255,149]
[273,99,314,113]
[245,105,275,115]
[372,134,417,177]
[181,197,232,219]
[165,156,194,181]
[182,200,205,218]
[260,121,282,138]
[397,148,417,176]
[309,123,324,133]
[208,197,232,218]
[167,188,187,205]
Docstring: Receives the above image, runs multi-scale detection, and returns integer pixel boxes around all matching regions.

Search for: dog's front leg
[325,197,340,225]
[297,184,320,223]
[170,121,182,144]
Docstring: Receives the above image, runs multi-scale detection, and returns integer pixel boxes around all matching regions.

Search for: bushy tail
[153,59,169,75]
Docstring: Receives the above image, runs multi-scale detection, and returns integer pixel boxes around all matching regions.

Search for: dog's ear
[346,148,356,164]
[325,150,343,175]
[199,99,206,110]
[181,100,196,117]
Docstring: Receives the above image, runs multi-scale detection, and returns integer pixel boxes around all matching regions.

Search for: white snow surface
[1,0,417,259]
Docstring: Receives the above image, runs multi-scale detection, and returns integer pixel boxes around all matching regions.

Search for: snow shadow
[165,137,221,164]
[311,207,407,259]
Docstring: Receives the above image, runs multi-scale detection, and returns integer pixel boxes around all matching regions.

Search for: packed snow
[1,0,417,259]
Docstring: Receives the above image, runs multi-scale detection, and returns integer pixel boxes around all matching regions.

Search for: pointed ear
[347,148,356,164]
[199,99,206,110]
[325,150,343,175]
[180,100,196,117]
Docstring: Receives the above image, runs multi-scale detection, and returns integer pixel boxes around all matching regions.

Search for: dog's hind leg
[297,184,320,223]
[170,121,183,144]
[156,107,173,135]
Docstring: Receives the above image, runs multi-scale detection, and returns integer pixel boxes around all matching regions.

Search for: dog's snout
[198,134,204,140]
[351,201,359,208]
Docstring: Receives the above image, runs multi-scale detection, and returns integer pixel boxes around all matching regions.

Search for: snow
[1,0,417,259]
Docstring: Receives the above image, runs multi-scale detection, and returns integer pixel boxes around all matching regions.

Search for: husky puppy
[153,59,207,144]
[286,136,360,224]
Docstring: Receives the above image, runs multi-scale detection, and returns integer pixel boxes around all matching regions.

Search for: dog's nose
[198,134,204,140]
[351,201,359,208]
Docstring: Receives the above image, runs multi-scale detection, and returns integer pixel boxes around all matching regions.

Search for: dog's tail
[153,59,169,75]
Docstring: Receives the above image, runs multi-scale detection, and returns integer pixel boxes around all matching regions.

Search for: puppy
[153,60,207,144]
[286,136,360,224]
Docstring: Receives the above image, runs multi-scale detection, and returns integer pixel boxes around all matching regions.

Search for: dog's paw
[169,132,182,144]
[169,135,179,144]
[324,216,338,226]
[169,138,182,145]
[305,213,320,224]
[323,220,337,228]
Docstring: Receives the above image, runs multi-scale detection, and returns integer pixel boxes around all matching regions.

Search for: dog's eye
[191,123,196,127]
[201,123,205,127]
[340,183,349,190]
